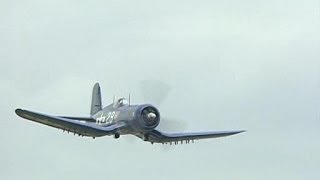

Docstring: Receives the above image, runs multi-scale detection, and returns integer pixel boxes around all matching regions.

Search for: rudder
[91,83,102,115]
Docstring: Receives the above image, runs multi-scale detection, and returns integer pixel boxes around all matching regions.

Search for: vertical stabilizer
[91,83,102,115]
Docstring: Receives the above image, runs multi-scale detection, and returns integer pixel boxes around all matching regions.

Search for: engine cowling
[139,105,160,130]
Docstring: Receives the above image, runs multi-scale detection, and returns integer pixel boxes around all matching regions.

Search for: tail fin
[90,83,102,115]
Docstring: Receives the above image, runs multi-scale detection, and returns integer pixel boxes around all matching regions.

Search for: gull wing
[138,129,245,144]
[15,109,125,137]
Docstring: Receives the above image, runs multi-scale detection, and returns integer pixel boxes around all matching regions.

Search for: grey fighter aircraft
[15,83,245,144]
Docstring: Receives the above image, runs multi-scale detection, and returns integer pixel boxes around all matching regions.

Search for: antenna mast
[129,93,131,106]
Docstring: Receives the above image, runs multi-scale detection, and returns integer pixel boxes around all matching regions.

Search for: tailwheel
[143,134,150,141]
[114,133,120,139]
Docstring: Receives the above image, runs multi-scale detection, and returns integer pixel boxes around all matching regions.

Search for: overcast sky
[1,0,319,179]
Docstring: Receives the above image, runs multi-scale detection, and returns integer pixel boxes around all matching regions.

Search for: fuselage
[91,102,160,136]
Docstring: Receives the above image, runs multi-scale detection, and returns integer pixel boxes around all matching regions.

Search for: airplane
[15,83,245,145]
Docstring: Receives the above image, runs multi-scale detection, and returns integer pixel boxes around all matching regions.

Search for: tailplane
[90,83,102,115]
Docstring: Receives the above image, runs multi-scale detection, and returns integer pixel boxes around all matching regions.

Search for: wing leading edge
[15,109,125,137]
[138,129,245,144]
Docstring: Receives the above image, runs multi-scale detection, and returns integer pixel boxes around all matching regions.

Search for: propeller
[141,107,159,126]
[139,79,187,132]
[157,117,187,132]
[139,80,171,106]
[126,79,187,145]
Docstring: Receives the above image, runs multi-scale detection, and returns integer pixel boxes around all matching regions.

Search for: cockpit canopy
[113,98,129,108]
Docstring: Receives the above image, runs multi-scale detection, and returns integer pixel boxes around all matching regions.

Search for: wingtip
[228,130,246,136]
[15,108,25,117]
[235,130,246,135]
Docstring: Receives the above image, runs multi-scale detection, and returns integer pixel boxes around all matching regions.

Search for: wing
[137,129,245,144]
[15,109,126,137]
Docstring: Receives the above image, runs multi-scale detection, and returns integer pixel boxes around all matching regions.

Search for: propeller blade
[139,80,171,106]
[157,117,188,132]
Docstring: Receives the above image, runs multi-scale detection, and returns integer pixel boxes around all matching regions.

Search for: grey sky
[1,0,319,179]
